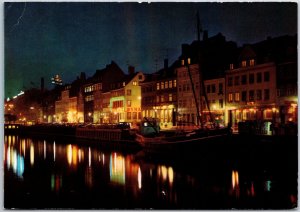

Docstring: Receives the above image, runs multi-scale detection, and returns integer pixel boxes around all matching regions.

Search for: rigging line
[9,2,27,33]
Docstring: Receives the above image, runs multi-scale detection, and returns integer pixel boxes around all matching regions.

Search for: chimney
[181,44,190,57]
[164,59,168,70]
[41,77,44,92]
[203,30,208,41]
[128,66,135,75]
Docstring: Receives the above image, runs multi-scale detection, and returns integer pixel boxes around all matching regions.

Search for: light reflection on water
[4,135,297,209]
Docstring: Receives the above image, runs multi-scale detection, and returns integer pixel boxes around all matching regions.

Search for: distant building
[203,77,225,125]
[140,59,177,129]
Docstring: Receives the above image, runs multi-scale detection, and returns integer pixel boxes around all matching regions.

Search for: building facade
[141,60,177,129]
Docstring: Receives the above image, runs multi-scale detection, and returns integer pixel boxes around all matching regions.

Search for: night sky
[4,2,297,98]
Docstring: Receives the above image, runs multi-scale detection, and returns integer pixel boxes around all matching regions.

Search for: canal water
[4,135,297,209]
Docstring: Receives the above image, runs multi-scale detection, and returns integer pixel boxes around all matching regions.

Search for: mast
[197,11,214,128]
[186,61,201,127]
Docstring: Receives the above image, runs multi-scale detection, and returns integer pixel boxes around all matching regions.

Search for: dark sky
[4,2,297,98]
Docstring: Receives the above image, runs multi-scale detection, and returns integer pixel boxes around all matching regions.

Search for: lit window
[187,58,191,65]
[228,93,233,102]
[165,81,168,89]
[249,59,255,66]
[169,81,172,88]
[181,60,185,66]
[242,60,247,67]
[127,100,131,107]
[127,112,131,120]
[161,95,165,102]
[235,92,240,102]
[169,94,172,102]
[133,81,138,86]
[173,80,177,88]
[230,63,234,70]
[156,83,160,90]
[161,82,164,89]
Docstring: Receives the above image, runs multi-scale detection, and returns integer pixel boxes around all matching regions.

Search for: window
[127,112,131,120]
[161,95,164,102]
[132,81,137,86]
[207,85,211,93]
[127,100,131,107]
[127,89,131,96]
[132,112,137,120]
[219,83,223,94]
[241,75,247,85]
[242,60,247,67]
[138,75,143,80]
[257,72,262,83]
[264,72,270,82]
[264,89,270,100]
[228,77,233,86]
[228,93,233,102]
[169,94,172,102]
[165,81,168,89]
[249,59,255,66]
[230,63,234,70]
[211,84,216,93]
[156,96,160,103]
[256,90,262,100]
[234,76,240,86]
[156,83,160,90]
[235,92,240,102]
[161,82,164,89]
[173,80,177,88]
[249,90,255,101]
[242,91,247,102]
[169,80,172,88]
[249,74,254,84]
[219,99,223,108]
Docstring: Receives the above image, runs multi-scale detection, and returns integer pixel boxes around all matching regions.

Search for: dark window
[257,72,262,83]
[249,90,255,101]
[219,83,223,94]
[264,89,270,100]
[211,84,216,93]
[207,85,211,93]
[241,75,247,85]
[234,76,240,85]
[249,74,254,84]
[264,72,270,82]
[256,90,262,100]
[228,77,233,86]
[242,91,247,102]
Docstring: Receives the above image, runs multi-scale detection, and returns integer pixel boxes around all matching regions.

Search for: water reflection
[110,153,125,185]
[4,135,297,209]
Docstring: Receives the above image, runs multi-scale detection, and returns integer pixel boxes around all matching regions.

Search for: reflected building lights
[138,167,142,189]
[53,142,56,162]
[30,143,34,166]
[110,153,125,185]
[88,147,91,167]
[67,144,72,166]
[231,170,240,198]
[44,140,46,160]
